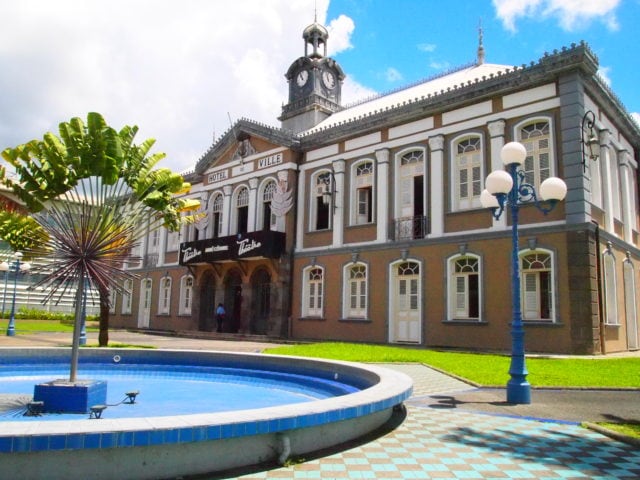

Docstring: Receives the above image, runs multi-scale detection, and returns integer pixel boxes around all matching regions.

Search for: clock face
[296,70,308,87]
[322,71,336,89]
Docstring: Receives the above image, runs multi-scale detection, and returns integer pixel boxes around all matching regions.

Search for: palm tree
[1,112,198,381]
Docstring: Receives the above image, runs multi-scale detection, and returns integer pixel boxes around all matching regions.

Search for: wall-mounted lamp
[320,170,337,211]
[581,110,599,172]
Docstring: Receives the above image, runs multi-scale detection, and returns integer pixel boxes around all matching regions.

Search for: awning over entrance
[179,230,286,265]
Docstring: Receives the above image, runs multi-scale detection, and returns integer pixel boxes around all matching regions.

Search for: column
[618,150,636,243]
[248,177,258,232]
[428,135,444,237]
[598,129,615,233]
[332,159,345,247]
[221,185,232,236]
[296,170,306,251]
[487,120,507,229]
[375,148,390,242]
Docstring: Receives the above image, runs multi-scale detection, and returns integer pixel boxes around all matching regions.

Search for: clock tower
[279,19,345,133]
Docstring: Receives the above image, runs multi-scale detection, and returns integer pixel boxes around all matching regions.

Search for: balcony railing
[393,215,429,241]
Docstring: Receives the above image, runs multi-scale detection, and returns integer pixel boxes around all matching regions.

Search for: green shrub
[0,307,98,323]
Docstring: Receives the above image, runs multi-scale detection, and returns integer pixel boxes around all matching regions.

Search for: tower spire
[477,19,485,65]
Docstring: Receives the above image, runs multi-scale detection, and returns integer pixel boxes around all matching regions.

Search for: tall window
[158,276,172,314]
[179,275,194,315]
[108,288,117,314]
[121,279,133,314]
[352,161,374,225]
[518,120,553,191]
[303,266,324,317]
[261,180,277,231]
[520,250,554,321]
[453,136,482,210]
[313,172,332,231]
[397,149,426,239]
[623,257,638,350]
[212,194,224,238]
[166,228,180,252]
[344,263,368,318]
[448,255,480,320]
[603,248,618,325]
[235,187,249,234]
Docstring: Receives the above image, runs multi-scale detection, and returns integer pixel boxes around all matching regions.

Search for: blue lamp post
[1,260,10,318]
[6,251,23,336]
[480,142,567,404]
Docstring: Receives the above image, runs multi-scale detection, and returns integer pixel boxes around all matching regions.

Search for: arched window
[302,266,324,317]
[396,148,427,239]
[121,279,133,315]
[211,193,224,238]
[158,276,172,314]
[261,180,277,231]
[351,161,374,225]
[343,262,368,318]
[516,119,554,191]
[623,256,638,349]
[179,275,194,315]
[312,171,332,231]
[452,135,483,211]
[602,247,618,325]
[447,254,481,321]
[520,249,555,321]
[233,187,249,234]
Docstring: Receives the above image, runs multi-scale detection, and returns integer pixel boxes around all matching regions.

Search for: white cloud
[632,113,640,127]
[597,66,612,86]
[327,14,355,56]
[493,0,620,32]
[385,68,404,83]
[341,76,378,105]
[0,0,345,173]
[429,61,451,71]
[418,43,437,53]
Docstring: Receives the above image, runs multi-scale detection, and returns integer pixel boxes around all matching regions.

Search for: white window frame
[158,276,172,315]
[211,193,224,238]
[179,275,194,315]
[166,227,180,252]
[310,170,333,231]
[602,247,618,325]
[108,288,117,314]
[515,117,555,192]
[342,262,368,319]
[623,256,638,349]
[519,248,556,322]
[121,279,133,315]
[446,253,482,321]
[394,147,426,219]
[450,134,484,211]
[350,160,375,225]
[259,178,278,231]
[231,186,250,235]
[302,265,324,317]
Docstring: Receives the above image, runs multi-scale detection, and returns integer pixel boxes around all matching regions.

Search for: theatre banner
[179,230,286,265]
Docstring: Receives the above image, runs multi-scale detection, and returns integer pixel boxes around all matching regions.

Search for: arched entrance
[224,270,243,333]
[199,272,216,331]
[250,269,271,335]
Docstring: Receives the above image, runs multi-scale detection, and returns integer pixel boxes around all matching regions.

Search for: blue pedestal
[33,379,107,414]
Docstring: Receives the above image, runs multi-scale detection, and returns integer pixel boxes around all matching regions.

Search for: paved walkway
[2,331,640,479]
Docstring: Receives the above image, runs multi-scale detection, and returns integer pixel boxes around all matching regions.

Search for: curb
[583,422,640,447]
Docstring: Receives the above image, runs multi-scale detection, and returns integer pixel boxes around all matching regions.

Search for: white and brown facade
[110,22,640,355]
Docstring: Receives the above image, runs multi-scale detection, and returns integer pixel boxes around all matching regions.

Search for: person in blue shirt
[215,303,225,332]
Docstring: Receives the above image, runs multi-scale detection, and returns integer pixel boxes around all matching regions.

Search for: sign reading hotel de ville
[179,230,286,265]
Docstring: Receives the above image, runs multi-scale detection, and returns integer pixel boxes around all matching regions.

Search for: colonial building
[109,19,640,354]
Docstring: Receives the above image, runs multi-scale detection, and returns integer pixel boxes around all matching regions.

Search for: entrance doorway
[250,269,271,334]
[224,270,242,333]
[389,260,422,343]
[199,273,216,332]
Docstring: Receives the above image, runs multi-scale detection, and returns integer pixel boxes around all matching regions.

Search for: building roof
[307,61,512,132]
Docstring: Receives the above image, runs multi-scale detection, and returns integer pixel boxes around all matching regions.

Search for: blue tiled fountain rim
[0,348,413,454]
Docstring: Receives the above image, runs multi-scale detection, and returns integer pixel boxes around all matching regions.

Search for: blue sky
[0,0,637,173]
[326,0,638,115]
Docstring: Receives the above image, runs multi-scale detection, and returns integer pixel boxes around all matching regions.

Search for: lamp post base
[506,380,531,404]
[6,325,15,336]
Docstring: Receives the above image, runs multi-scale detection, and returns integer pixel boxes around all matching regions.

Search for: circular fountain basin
[0,348,413,480]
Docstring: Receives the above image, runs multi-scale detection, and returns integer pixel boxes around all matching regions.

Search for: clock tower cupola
[279,18,344,133]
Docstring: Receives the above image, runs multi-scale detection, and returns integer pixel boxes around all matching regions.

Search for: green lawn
[264,342,640,388]
[0,319,98,333]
